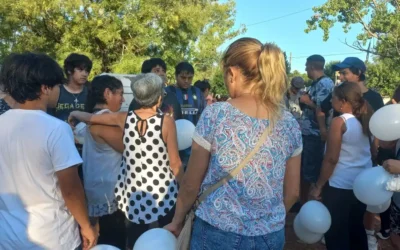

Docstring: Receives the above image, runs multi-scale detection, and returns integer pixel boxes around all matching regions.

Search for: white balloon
[293,215,323,244]
[367,198,391,213]
[370,104,400,141]
[133,228,176,250]
[353,166,393,206]
[73,122,87,144]
[91,245,120,250]
[175,119,196,151]
[298,200,331,234]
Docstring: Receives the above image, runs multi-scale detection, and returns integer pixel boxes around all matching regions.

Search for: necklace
[71,92,81,105]
[64,85,83,106]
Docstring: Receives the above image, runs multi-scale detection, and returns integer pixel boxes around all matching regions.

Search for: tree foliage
[284,52,291,75]
[210,68,228,95]
[305,0,400,61]
[0,0,243,80]
[324,60,341,81]
[366,59,400,96]
[305,0,400,95]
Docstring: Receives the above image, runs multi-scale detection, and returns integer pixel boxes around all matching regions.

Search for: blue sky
[219,0,370,73]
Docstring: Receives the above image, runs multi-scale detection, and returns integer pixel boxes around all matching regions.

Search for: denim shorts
[301,135,325,183]
[190,217,285,250]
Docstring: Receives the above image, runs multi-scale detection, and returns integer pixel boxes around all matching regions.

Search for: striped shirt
[165,85,206,125]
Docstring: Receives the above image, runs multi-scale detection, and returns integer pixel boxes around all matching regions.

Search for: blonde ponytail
[222,38,288,128]
[255,43,288,127]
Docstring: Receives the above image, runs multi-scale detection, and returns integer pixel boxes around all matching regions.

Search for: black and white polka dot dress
[115,111,178,224]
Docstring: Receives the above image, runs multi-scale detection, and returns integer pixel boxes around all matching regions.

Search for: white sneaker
[367,234,378,250]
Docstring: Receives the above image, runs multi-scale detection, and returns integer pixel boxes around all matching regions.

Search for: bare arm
[316,107,328,141]
[57,166,90,229]
[69,111,127,130]
[90,125,124,153]
[172,142,210,226]
[163,116,183,184]
[56,166,97,249]
[316,117,344,189]
[299,94,317,109]
[284,154,301,212]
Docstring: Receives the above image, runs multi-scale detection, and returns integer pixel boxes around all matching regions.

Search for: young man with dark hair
[194,79,214,105]
[332,57,383,111]
[165,62,206,169]
[50,53,92,123]
[298,54,334,205]
[141,58,167,76]
[129,58,182,120]
[166,62,206,125]
[0,52,97,250]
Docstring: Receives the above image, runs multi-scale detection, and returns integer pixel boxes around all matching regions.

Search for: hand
[299,94,312,105]
[164,221,184,237]
[320,129,328,142]
[80,225,99,250]
[379,140,397,149]
[309,183,322,201]
[316,106,324,117]
[68,111,78,129]
[383,159,400,174]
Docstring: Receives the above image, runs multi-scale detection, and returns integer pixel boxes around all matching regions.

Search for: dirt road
[284,213,394,250]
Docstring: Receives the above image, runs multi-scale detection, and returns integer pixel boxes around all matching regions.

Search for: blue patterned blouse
[193,102,302,236]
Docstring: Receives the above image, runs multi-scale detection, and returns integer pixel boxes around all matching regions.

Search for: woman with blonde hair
[165,38,302,249]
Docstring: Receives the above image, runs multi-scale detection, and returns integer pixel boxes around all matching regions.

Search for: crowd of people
[1,36,400,250]
[284,55,400,250]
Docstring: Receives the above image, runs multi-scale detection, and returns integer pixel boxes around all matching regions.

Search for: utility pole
[366,40,371,63]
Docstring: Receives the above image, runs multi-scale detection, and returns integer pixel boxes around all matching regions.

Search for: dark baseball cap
[290,77,305,89]
[332,57,366,72]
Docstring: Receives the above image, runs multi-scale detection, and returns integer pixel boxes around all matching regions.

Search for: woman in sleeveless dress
[80,75,126,248]
[69,73,183,248]
[309,82,374,250]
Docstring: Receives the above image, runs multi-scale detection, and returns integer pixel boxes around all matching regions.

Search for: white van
[100,73,136,112]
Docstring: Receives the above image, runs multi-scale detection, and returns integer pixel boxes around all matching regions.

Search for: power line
[246,8,313,27]
[292,52,364,59]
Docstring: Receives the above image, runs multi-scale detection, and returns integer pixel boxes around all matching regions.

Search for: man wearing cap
[284,76,305,121]
[320,57,384,122]
[298,55,334,205]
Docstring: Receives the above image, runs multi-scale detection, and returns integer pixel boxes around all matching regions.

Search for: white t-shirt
[0,109,83,249]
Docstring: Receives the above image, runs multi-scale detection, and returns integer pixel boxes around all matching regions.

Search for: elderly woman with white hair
[69,73,183,248]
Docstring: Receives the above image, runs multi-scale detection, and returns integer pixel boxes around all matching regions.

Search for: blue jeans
[190,217,285,250]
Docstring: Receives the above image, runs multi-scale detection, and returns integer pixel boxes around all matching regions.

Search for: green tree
[305,0,400,94]
[0,0,243,78]
[284,52,291,75]
[324,60,340,81]
[366,59,400,96]
[305,0,400,61]
[210,68,228,96]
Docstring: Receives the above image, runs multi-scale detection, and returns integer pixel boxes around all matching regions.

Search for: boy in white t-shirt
[0,53,98,250]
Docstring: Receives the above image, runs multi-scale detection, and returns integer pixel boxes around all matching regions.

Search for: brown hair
[222,37,288,127]
[333,82,373,135]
